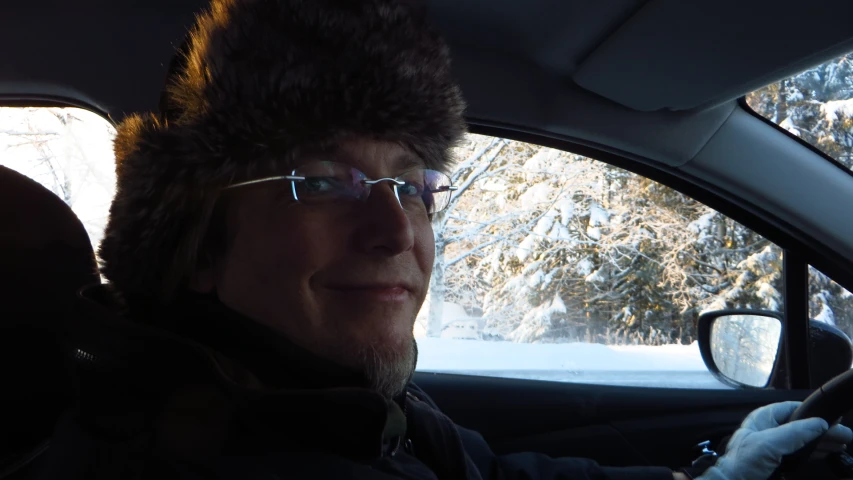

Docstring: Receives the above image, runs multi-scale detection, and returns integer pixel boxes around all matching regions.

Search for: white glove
[698,401,853,480]
[816,419,853,455]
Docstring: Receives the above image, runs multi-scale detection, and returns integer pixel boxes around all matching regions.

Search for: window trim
[0,97,115,127]
[784,251,811,389]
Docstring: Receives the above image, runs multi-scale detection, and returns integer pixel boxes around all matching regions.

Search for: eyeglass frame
[224,164,459,213]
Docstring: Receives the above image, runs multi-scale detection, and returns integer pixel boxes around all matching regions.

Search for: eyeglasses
[225,161,458,214]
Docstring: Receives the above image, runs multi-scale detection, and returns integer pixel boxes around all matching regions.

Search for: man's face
[196,138,434,397]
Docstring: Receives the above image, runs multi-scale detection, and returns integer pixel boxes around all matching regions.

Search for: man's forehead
[303,139,425,171]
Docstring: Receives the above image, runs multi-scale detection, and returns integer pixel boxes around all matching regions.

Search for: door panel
[413,372,811,469]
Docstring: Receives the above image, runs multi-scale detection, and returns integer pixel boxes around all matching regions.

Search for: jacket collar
[149,290,374,391]
[70,285,410,463]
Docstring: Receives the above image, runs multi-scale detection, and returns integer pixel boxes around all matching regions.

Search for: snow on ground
[416,337,725,389]
[416,337,706,372]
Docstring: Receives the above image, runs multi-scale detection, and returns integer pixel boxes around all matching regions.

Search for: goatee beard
[359,337,418,399]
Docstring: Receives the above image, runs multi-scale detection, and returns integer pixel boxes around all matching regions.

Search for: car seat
[0,166,100,478]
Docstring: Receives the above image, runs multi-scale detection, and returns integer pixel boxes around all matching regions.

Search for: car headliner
[2,0,853,282]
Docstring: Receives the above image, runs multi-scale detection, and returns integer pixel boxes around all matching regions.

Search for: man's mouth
[326,283,414,302]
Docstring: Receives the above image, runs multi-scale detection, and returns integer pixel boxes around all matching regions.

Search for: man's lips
[325,283,414,301]
[326,281,415,291]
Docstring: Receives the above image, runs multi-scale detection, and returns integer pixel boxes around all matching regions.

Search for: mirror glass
[711,314,782,387]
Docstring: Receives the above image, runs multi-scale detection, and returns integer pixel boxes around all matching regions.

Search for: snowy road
[418,369,729,389]
[415,337,730,389]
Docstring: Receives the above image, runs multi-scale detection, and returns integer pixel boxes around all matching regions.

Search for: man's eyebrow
[394,153,426,170]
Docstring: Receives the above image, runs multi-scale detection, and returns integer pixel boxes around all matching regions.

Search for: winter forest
[424,134,788,346]
[2,55,853,359]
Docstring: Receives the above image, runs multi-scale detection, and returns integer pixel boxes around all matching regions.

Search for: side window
[415,134,784,389]
[809,266,853,354]
[745,53,853,172]
[0,107,117,249]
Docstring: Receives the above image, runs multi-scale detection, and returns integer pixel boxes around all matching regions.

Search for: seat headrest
[0,165,99,315]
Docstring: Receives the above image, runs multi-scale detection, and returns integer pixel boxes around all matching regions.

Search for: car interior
[4,0,853,478]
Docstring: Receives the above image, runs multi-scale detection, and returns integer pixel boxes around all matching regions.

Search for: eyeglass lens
[291,161,453,214]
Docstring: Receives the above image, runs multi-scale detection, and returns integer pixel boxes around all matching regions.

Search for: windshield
[745,53,853,171]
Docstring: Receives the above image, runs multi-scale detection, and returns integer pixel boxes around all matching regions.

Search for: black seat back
[0,166,99,471]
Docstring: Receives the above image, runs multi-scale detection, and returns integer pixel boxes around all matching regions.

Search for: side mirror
[698,310,783,388]
[699,310,853,389]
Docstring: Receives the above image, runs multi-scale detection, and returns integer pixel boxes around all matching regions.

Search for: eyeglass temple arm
[225,175,305,189]
[227,176,458,193]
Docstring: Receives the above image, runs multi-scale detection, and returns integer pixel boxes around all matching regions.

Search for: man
[40,0,850,479]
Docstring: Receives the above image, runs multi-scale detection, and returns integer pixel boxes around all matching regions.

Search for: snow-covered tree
[809,267,853,333]
[746,54,853,169]
[425,135,507,337]
[433,135,786,345]
[424,136,551,337]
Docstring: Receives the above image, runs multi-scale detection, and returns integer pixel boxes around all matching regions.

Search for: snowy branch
[445,238,505,268]
[451,140,509,198]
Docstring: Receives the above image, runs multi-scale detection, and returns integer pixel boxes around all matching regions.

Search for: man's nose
[353,182,415,255]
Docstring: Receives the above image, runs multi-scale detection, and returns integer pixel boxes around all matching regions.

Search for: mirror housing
[699,309,853,389]
[804,321,853,388]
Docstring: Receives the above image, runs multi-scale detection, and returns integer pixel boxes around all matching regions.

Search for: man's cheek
[272,231,335,282]
[417,224,436,271]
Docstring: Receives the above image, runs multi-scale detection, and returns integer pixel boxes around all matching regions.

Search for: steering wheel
[777,369,853,477]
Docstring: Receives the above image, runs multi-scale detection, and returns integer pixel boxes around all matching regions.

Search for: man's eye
[303,177,340,193]
[398,182,423,197]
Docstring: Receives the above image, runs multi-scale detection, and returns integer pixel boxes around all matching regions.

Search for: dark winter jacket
[35,286,675,480]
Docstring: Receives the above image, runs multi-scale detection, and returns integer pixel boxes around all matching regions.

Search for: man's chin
[354,334,417,399]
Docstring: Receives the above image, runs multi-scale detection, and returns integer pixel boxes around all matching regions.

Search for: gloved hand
[697,401,853,480]
[816,420,853,455]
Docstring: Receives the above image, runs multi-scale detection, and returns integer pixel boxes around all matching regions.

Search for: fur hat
[99,0,467,311]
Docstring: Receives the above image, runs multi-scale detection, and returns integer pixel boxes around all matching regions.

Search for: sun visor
[573,0,853,112]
